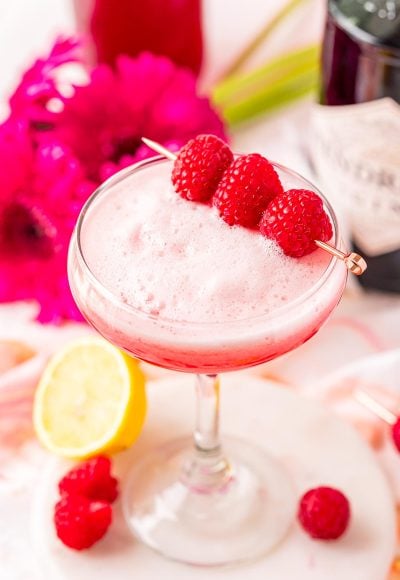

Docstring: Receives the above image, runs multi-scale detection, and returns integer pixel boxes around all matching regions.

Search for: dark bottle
[311,0,400,292]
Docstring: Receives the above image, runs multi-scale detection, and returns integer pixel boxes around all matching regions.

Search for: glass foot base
[123,436,296,566]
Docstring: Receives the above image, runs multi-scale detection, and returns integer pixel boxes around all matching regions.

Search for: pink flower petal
[0,38,227,324]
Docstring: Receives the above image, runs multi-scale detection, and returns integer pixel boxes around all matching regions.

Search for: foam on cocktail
[83,163,331,323]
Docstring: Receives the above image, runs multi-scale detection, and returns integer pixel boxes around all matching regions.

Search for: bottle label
[311,98,400,256]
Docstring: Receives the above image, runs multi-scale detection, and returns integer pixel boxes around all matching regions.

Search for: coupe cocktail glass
[68,157,348,566]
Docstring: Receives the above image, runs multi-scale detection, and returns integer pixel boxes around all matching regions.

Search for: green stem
[219,0,312,80]
[222,67,318,125]
[211,44,320,125]
[213,45,319,107]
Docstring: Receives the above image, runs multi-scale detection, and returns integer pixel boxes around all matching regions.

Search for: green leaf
[222,68,318,125]
[220,0,312,79]
[211,45,320,125]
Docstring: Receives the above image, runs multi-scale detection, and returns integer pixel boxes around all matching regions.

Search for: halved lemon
[33,337,146,459]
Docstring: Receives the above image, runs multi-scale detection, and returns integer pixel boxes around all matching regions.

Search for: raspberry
[54,495,112,550]
[392,418,400,452]
[298,486,351,540]
[260,189,333,257]
[172,134,233,202]
[213,153,283,227]
[58,456,118,503]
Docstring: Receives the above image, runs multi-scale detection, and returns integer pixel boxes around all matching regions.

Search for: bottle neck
[329,0,400,56]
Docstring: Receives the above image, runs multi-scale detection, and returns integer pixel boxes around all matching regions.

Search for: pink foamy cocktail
[69,159,347,374]
[68,155,348,567]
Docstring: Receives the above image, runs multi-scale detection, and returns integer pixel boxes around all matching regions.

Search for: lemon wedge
[33,337,146,459]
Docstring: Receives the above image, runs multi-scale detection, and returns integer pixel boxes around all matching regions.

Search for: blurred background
[0,0,324,97]
[0,0,324,184]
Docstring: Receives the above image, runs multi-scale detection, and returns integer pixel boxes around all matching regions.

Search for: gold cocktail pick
[142,137,367,276]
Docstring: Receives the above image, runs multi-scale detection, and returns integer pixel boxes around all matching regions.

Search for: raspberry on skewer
[260,189,333,258]
[142,137,367,275]
[212,153,283,227]
[171,134,233,202]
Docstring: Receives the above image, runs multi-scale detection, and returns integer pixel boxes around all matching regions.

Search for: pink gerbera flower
[9,41,227,183]
[10,38,80,129]
[1,39,227,323]
[52,51,227,182]
[0,119,95,323]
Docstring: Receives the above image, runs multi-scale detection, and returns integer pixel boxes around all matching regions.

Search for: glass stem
[182,374,232,492]
[194,374,221,452]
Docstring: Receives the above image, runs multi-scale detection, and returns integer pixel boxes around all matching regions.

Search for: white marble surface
[31,376,396,580]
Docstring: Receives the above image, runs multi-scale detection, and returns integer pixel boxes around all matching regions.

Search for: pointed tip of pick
[141,137,153,147]
[141,137,177,161]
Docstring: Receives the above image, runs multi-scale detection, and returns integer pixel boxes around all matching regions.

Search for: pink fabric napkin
[0,302,92,444]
